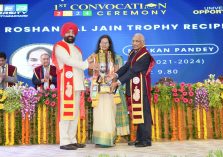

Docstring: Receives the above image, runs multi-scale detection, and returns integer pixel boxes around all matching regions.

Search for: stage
[1,140,223,157]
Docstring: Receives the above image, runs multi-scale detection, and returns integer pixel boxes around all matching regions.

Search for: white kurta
[55,41,88,146]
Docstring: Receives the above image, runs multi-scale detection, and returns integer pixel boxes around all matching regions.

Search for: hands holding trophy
[87,53,99,70]
[105,73,120,94]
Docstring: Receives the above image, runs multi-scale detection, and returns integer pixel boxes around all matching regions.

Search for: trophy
[96,50,111,93]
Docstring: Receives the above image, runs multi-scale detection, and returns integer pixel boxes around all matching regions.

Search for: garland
[151,102,155,141]
[37,105,41,144]
[218,109,222,138]
[22,115,25,144]
[192,108,196,139]
[78,117,81,143]
[0,110,4,145]
[56,106,60,144]
[4,112,9,145]
[25,113,29,144]
[196,107,201,139]
[43,104,47,143]
[9,112,15,145]
[184,105,190,139]
[177,104,182,140]
[211,108,216,138]
[52,106,56,144]
[167,108,172,139]
[155,106,160,140]
[171,105,177,140]
[161,110,165,139]
[203,108,207,139]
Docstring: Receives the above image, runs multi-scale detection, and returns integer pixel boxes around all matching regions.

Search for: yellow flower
[196,82,204,87]
[0,90,7,102]
[221,92,223,100]
[0,103,3,109]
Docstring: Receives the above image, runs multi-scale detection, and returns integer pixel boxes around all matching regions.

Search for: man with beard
[109,33,155,147]
[52,22,97,150]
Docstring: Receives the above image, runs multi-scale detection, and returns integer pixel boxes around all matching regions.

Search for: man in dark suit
[32,53,57,90]
[109,33,155,147]
[0,52,17,89]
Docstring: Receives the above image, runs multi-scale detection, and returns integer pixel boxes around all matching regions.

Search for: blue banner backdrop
[0,0,222,86]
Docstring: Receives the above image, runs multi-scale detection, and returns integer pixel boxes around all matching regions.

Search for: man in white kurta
[52,22,95,150]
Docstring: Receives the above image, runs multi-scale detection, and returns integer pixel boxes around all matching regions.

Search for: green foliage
[208,149,223,157]
[152,84,172,111]
[4,85,23,112]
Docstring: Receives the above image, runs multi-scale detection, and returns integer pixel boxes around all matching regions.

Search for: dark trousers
[136,95,152,143]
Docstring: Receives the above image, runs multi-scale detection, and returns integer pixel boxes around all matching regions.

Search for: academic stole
[61,65,75,120]
[130,73,144,124]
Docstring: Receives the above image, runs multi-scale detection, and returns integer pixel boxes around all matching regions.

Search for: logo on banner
[0,4,28,18]
[193,5,223,14]
[53,2,167,17]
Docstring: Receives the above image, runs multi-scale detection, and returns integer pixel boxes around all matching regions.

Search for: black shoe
[60,144,78,150]
[69,143,86,148]
[135,141,152,147]
[128,141,136,146]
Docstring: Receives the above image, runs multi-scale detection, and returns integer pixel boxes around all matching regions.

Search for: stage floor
[0,140,223,157]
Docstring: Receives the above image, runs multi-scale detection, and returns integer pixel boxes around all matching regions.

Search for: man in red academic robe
[0,52,17,89]
[32,53,57,90]
[109,33,155,147]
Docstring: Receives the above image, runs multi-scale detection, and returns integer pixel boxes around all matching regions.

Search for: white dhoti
[59,91,80,146]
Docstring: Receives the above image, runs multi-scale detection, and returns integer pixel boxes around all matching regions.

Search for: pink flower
[50,102,56,107]
[45,93,49,97]
[52,94,57,98]
[188,99,193,104]
[155,87,160,92]
[154,94,159,99]
[172,88,177,93]
[173,93,178,97]
[153,94,159,104]
[187,84,192,88]
[183,98,189,103]
[170,83,176,86]
[183,92,187,96]
[188,87,193,91]
[174,98,180,103]
[87,97,92,102]
[45,99,50,105]
[189,92,194,97]
[180,82,185,87]
[52,88,57,92]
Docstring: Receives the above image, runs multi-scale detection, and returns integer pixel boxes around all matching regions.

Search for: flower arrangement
[36,88,57,107]
[204,74,222,108]
[171,82,195,105]
[194,87,209,111]
[3,82,24,112]
[152,83,173,111]
[20,87,38,119]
